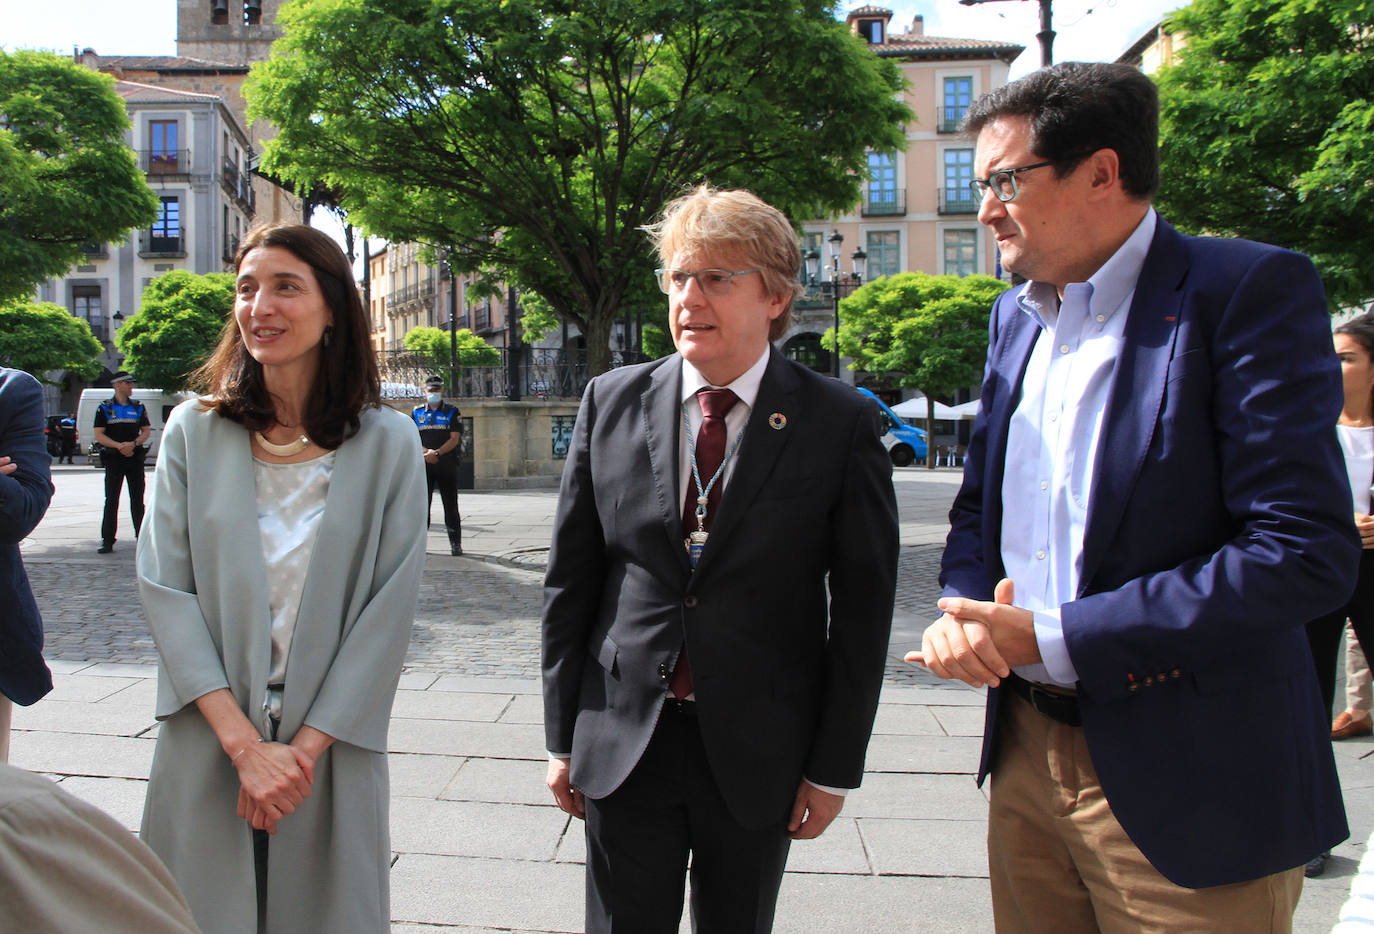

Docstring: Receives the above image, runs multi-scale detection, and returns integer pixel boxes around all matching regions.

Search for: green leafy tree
[116,271,234,391]
[834,272,1008,467]
[403,326,501,389]
[247,0,909,375]
[0,300,103,380]
[0,50,160,304]
[1155,0,1374,307]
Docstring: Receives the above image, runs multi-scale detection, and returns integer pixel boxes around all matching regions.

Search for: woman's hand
[1356,512,1374,549]
[232,740,314,833]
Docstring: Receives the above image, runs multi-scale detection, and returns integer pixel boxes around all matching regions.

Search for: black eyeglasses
[969,161,1054,203]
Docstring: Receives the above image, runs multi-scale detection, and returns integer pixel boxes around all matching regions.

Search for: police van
[76,388,195,466]
[856,387,928,468]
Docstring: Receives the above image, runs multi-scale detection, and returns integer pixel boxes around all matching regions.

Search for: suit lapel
[1078,220,1189,591]
[642,355,691,574]
[691,350,800,577]
[983,294,1040,566]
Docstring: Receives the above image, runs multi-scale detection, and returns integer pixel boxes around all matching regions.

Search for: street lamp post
[804,231,866,380]
[958,0,1055,67]
[444,249,459,395]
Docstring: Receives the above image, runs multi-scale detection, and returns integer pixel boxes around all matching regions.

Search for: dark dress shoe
[1304,851,1329,878]
[97,544,114,554]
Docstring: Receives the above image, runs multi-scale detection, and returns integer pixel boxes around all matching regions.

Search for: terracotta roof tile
[114,79,223,103]
[98,55,246,73]
[878,33,1024,61]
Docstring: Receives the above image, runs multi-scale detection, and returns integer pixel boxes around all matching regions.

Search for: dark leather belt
[1006,672,1081,727]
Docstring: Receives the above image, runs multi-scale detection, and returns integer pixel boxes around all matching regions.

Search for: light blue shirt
[1000,208,1157,688]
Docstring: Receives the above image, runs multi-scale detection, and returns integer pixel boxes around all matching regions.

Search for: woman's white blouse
[1337,424,1374,516]
[254,452,335,731]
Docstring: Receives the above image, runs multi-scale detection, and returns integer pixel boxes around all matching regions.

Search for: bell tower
[176,0,281,66]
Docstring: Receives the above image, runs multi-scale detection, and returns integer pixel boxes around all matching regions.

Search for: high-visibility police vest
[412,404,461,456]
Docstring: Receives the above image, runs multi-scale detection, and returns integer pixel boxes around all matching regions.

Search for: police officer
[413,375,464,555]
[58,415,77,464]
[93,372,150,554]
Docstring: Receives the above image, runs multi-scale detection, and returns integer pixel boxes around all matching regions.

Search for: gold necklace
[255,430,312,456]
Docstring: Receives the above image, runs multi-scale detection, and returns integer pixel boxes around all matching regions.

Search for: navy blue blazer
[0,368,54,706]
[941,218,1356,889]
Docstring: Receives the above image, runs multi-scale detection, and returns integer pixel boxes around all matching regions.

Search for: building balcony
[938,187,979,215]
[138,231,186,258]
[221,160,241,198]
[223,234,240,264]
[862,189,906,217]
[140,149,191,176]
[938,106,968,134]
[80,242,109,259]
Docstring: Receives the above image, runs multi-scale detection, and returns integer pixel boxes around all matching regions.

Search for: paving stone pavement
[25,541,950,685]
[11,464,1368,932]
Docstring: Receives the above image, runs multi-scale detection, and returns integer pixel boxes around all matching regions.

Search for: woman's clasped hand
[231,739,315,833]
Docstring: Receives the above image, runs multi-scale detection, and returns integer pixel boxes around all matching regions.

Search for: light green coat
[137,400,426,934]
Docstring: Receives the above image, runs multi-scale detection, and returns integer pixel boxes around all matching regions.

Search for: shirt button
[683,595,699,609]
[1059,344,1070,354]
[658,663,669,680]
[1040,481,1048,491]
[1049,414,1058,423]
[1035,549,1046,560]
[1096,314,1105,323]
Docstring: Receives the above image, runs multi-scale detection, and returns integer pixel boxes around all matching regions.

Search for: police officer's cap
[111,371,135,384]
[424,375,444,391]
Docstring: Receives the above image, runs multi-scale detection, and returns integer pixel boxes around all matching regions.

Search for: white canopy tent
[891,396,980,422]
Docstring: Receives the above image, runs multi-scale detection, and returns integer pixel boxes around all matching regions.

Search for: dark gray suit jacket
[542,349,898,828]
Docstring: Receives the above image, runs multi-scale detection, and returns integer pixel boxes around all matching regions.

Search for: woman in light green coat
[137,224,427,933]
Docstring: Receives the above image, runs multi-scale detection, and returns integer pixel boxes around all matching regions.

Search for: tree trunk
[583,310,615,377]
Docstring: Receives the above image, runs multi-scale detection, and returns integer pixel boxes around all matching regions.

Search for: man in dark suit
[542,186,898,933]
[909,62,1357,930]
[0,367,55,761]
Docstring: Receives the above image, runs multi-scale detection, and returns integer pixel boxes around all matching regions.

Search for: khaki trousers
[988,692,1303,934]
[0,693,11,762]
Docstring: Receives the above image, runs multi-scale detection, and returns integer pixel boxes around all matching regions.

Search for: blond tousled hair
[644,185,804,340]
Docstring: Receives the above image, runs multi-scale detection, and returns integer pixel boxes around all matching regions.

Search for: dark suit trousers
[101,455,146,546]
[1306,549,1374,720]
[583,702,791,934]
[424,458,461,548]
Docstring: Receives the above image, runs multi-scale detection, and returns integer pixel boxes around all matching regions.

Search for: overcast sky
[3,0,1185,76]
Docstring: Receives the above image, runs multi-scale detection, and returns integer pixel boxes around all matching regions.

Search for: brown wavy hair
[192,223,380,449]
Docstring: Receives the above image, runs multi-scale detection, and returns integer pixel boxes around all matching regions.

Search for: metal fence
[377,347,651,401]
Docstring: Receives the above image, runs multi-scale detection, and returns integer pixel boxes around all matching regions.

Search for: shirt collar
[680,347,770,410]
[1016,207,1158,331]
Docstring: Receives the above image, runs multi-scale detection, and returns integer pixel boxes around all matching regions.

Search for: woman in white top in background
[1303,311,1374,877]
[137,223,426,933]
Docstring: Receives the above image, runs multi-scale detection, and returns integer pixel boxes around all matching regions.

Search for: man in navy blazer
[543,186,898,933]
[0,367,55,761]
[910,63,1356,930]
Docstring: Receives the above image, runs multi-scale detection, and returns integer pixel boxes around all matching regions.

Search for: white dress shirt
[1000,209,1157,688]
[677,348,769,503]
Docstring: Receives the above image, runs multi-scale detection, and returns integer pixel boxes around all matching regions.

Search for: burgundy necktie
[672,387,738,699]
